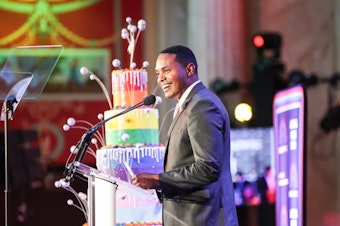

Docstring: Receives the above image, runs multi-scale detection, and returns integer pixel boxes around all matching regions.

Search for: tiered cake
[96,17,164,225]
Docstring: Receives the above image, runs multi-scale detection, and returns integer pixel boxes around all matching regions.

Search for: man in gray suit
[132,45,239,226]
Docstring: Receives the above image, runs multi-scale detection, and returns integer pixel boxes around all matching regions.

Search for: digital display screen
[230,127,275,206]
[273,85,306,226]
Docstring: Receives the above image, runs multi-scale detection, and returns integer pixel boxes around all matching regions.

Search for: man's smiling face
[155,53,188,100]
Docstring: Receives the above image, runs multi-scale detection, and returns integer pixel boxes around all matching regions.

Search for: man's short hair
[160,45,198,73]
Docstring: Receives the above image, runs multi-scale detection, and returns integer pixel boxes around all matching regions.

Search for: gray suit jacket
[159,82,239,226]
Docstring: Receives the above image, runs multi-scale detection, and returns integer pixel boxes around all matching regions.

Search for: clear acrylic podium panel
[0,45,64,100]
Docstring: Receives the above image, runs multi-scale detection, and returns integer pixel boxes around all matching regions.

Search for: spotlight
[234,103,253,123]
[252,32,282,61]
[251,33,286,127]
[328,73,340,87]
[288,70,340,88]
[319,104,340,132]
[210,79,240,95]
[288,70,318,87]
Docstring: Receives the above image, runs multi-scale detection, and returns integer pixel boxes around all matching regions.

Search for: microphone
[142,94,156,106]
[64,95,156,181]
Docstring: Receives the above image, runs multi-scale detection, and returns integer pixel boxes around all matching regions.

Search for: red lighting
[253,35,265,48]
[252,32,282,60]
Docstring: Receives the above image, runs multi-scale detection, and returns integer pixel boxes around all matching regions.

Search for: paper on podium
[74,161,154,198]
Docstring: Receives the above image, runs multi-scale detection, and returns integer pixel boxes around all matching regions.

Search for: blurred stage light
[234,103,253,123]
[253,35,265,48]
[288,70,340,87]
[210,79,241,95]
[328,73,340,87]
[288,70,318,87]
[252,33,282,49]
[319,104,340,133]
[252,32,282,61]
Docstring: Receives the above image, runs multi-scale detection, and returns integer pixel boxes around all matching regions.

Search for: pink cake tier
[112,69,148,108]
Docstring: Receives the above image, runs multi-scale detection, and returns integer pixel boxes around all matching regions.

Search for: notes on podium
[74,161,154,197]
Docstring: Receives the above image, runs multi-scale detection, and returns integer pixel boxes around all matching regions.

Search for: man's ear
[186,63,195,77]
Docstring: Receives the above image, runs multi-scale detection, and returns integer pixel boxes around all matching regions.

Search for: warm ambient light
[234,103,253,122]
[253,35,265,48]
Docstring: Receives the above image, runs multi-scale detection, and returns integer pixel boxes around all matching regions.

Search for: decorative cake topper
[54,178,89,222]
[80,17,149,110]
[79,66,113,109]
[112,17,149,70]
[63,114,105,156]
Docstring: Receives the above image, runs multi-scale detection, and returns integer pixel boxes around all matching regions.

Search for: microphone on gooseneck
[143,94,156,105]
[89,94,156,135]
[64,94,157,181]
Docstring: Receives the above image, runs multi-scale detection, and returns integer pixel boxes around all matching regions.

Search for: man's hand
[131,173,160,190]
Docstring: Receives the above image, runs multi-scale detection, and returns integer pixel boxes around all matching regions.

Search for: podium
[0,45,63,226]
[71,161,153,226]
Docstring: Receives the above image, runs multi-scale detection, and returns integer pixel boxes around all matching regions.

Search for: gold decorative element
[0,0,118,46]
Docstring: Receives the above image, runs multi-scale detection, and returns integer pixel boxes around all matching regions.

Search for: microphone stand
[3,95,18,226]
[64,100,145,181]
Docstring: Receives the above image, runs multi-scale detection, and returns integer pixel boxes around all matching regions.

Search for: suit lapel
[163,82,206,168]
